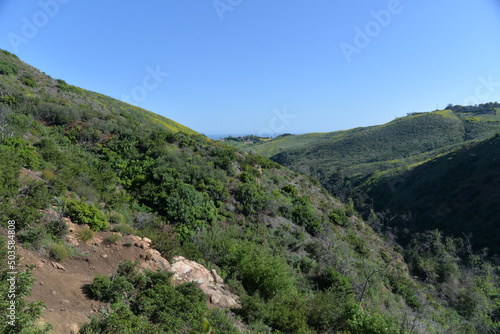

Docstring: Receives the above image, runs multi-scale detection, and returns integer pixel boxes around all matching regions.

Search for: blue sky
[1,0,500,136]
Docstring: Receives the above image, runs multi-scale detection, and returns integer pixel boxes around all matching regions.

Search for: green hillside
[228,109,500,251]
[0,50,499,333]
[228,109,500,188]
[367,134,500,254]
[0,49,196,136]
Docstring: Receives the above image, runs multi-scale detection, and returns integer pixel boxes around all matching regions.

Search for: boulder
[169,256,240,309]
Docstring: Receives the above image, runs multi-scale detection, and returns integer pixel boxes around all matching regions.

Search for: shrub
[34,102,80,126]
[238,171,254,183]
[112,224,134,235]
[2,138,39,170]
[0,59,19,75]
[78,226,95,242]
[292,196,322,235]
[65,198,108,231]
[49,243,69,262]
[106,234,121,244]
[281,184,298,197]
[329,208,349,227]
[235,182,268,215]
[21,73,38,87]
[346,232,369,256]
[85,261,221,333]
[56,79,70,92]
[17,225,47,246]
[45,219,68,239]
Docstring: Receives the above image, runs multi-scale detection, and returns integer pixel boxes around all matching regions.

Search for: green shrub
[65,198,108,231]
[292,196,322,235]
[112,224,135,235]
[346,232,369,256]
[56,79,70,92]
[281,184,298,197]
[235,182,268,215]
[49,243,69,262]
[238,171,254,183]
[78,226,95,242]
[329,208,349,227]
[17,225,47,246]
[0,59,19,75]
[106,234,121,244]
[21,73,38,87]
[2,138,39,170]
[387,274,421,309]
[85,261,223,333]
[0,146,21,202]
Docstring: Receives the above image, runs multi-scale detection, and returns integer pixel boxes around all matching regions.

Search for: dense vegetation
[367,135,500,254]
[0,50,499,333]
[226,107,500,252]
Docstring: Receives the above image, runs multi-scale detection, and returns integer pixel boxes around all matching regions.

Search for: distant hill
[367,134,500,254]
[227,108,500,186]
[225,106,500,255]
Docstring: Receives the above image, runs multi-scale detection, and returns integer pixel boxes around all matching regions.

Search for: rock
[91,235,104,246]
[142,237,152,244]
[69,323,79,334]
[169,256,240,309]
[211,269,224,284]
[51,262,66,271]
[35,261,44,268]
[134,240,150,249]
[65,235,79,247]
[60,300,70,305]
[143,249,170,271]
[101,254,108,258]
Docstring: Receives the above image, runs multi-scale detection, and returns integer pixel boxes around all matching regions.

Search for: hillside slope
[0,49,196,135]
[367,134,500,254]
[0,50,499,333]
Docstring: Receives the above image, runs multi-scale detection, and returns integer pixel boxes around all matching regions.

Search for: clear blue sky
[1,0,500,136]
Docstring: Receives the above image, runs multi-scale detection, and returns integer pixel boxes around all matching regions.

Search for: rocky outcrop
[61,219,240,310]
[170,256,240,309]
[129,237,240,309]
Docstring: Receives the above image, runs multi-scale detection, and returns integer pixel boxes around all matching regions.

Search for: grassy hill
[0,49,499,333]
[225,108,500,254]
[227,109,500,187]
[367,134,500,254]
[0,49,196,135]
